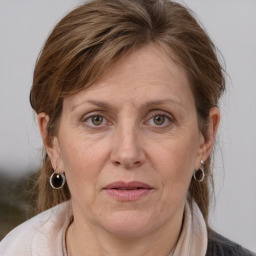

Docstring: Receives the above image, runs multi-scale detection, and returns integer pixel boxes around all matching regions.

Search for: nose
[110,123,146,169]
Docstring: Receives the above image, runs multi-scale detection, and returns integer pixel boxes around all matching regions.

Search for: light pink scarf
[172,201,208,256]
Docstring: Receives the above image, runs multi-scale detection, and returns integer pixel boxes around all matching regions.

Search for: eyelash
[145,112,174,128]
[81,111,174,129]
[81,113,109,129]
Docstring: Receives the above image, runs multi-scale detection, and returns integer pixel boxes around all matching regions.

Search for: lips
[104,181,153,190]
[103,181,153,201]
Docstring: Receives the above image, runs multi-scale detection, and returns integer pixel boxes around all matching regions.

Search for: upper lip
[103,181,153,190]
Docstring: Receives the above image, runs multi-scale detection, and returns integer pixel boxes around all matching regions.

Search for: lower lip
[104,188,152,201]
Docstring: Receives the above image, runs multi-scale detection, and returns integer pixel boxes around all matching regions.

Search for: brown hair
[30,0,225,225]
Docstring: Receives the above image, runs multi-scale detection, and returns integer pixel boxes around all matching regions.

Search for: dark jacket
[206,229,256,256]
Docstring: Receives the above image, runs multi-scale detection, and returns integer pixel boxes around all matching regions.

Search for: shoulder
[0,201,71,256]
[206,229,256,256]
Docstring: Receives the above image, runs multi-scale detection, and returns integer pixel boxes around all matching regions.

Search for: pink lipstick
[103,181,153,201]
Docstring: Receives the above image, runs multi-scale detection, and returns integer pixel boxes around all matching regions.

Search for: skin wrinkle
[39,44,219,256]
[70,98,186,113]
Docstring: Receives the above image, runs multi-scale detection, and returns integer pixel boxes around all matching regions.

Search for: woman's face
[44,44,210,237]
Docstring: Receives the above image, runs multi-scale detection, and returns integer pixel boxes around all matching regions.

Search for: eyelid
[146,110,174,121]
[81,109,107,118]
[80,110,174,128]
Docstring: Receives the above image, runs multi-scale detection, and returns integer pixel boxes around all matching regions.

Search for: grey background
[0,0,255,251]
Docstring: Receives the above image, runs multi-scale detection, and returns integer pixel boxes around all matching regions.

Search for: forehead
[64,44,194,111]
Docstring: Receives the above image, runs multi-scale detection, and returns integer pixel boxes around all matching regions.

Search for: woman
[0,0,255,255]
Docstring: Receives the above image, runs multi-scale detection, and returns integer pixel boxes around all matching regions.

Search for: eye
[90,115,104,126]
[153,115,166,125]
[82,114,106,127]
[145,112,173,128]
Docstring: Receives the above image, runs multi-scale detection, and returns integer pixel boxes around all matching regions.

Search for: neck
[66,207,184,256]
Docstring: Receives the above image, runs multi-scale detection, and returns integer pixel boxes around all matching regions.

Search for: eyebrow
[71,98,185,112]
[71,100,114,112]
[142,99,185,109]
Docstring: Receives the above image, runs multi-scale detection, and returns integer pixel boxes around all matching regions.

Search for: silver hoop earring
[193,160,205,182]
[50,172,66,189]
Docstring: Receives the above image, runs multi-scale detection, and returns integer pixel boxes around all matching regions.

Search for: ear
[37,113,62,171]
[199,107,220,163]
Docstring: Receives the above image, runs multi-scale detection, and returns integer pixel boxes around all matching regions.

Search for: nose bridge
[111,118,145,168]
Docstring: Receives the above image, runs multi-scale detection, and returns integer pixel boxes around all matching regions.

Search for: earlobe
[37,113,62,171]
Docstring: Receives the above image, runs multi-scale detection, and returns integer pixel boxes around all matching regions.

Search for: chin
[101,210,155,238]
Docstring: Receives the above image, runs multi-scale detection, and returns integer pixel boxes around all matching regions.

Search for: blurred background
[0,0,255,251]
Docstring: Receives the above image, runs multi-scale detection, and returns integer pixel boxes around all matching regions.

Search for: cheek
[151,132,200,199]
[58,138,109,198]
[154,140,197,179]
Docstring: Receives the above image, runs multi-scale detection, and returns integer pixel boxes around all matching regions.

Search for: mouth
[103,181,153,201]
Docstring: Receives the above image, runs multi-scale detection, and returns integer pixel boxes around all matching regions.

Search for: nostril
[110,146,146,168]
[134,161,142,167]
[113,161,121,166]
[112,160,142,168]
